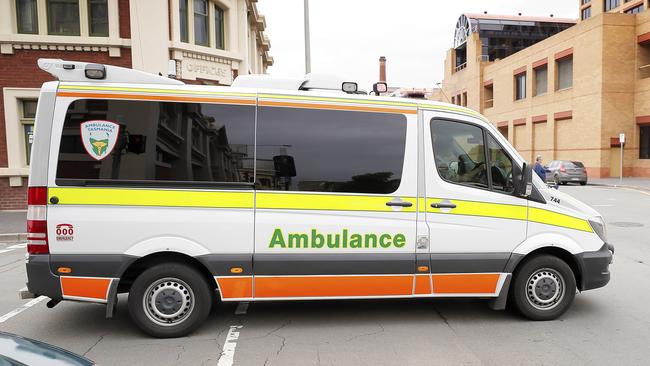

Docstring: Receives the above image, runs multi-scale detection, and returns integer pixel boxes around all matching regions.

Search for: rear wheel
[554,175,561,186]
[511,255,576,320]
[580,181,587,186]
[128,263,212,338]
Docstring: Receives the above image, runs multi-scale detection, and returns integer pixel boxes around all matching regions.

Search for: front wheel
[511,255,576,321]
[128,263,213,338]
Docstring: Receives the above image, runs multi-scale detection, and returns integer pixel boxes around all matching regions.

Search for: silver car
[546,160,588,185]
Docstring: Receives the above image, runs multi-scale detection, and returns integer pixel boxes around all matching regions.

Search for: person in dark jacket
[534,155,546,182]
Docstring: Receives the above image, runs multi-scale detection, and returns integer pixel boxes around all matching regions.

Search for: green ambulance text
[269,228,406,249]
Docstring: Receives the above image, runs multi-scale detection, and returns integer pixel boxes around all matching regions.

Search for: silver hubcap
[526,268,565,311]
[143,277,194,326]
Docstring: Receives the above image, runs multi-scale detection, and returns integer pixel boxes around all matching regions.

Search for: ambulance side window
[255,107,407,194]
[431,120,488,189]
[487,134,514,193]
[56,99,255,185]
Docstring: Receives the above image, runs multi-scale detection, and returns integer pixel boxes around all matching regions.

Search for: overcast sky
[256,1,578,90]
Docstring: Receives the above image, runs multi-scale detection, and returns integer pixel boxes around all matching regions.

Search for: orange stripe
[414,275,432,295]
[255,275,413,298]
[216,277,253,299]
[432,274,500,294]
[259,100,417,115]
[56,91,256,105]
[60,277,111,300]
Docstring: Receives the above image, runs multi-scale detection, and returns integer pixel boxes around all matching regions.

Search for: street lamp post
[304,0,311,74]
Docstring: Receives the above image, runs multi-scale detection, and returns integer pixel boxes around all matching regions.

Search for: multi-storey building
[441,1,650,179]
[0,0,272,209]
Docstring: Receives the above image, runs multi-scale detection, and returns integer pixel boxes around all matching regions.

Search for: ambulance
[21,59,614,338]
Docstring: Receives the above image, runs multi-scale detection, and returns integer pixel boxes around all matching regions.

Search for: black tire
[580,181,587,186]
[128,263,213,338]
[554,176,561,186]
[511,255,576,321]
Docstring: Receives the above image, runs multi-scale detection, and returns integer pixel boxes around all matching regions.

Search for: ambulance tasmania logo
[80,120,120,160]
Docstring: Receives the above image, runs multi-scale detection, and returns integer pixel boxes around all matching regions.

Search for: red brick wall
[0,179,27,211]
[0,48,131,210]
[119,0,131,39]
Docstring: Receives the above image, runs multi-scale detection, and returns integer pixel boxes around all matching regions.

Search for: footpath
[589,178,650,192]
[0,211,26,243]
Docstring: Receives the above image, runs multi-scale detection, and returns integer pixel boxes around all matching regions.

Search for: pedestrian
[533,155,546,182]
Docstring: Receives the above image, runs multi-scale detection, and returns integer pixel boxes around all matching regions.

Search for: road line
[592,205,614,207]
[217,325,243,366]
[0,296,47,323]
[0,250,13,254]
[7,243,26,249]
[235,302,249,315]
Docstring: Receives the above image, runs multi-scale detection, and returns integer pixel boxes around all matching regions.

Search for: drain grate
[609,222,644,228]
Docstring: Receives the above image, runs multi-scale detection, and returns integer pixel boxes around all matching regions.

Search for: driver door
[423,113,527,295]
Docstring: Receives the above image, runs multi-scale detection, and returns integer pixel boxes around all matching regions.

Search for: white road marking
[592,204,614,207]
[0,249,13,254]
[0,296,47,323]
[7,243,27,249]
[235,302,249,315]
[217,325,243,366]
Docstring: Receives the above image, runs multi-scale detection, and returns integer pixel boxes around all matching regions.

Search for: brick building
[0,0,272,210]
[441,0,650,178]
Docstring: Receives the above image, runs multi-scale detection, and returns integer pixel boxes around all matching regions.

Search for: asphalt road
[0,184,649,365]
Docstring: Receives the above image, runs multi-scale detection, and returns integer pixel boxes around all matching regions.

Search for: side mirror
[513,162,533,197]
[373,82,388,95]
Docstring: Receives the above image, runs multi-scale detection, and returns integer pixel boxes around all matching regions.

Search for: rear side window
[572,161,584,168]
[256,107,407,194]
[56,99,255,185]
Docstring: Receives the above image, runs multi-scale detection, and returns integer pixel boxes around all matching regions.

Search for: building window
[194,0,210,46]
[484,84,494,109]
[515,72,526,100]
[16,0,38,34]
[624,4,644,14]
[605,0,620,11]
[215,5,225,50]
[179,0,189,42]
[582,0,591,4]
[641,126,650,159]
[462,92,468,107]
[582,6,592,19]
[557,57,573,90]
[88,0,108,36]
[640,41,650,79]
[47,0,81,36]
[534,66,548,96]
[20,100,37,165]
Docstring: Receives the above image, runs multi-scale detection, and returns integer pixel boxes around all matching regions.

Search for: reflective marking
[217,325,243,366]
[49,187,253,209]
[59,84,256,98]
[528,207,593,232]
[259,99,417,115]
[57,91,256,105]
[257,192,417,212]
[0,296,47,323]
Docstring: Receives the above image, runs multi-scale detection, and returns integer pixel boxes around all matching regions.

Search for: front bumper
[577,243,614,291]
[25,255,62,300]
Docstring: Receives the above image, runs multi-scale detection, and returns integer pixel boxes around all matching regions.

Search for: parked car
[546,160,588,185]
[0,332,95,365]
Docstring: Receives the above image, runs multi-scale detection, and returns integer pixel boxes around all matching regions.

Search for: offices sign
[182,58,233,85]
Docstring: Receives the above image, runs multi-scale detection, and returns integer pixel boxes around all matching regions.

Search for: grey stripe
[196,254,253,276]
[253,253,415,275]
[49,254,137,278]
[430,253,511,273]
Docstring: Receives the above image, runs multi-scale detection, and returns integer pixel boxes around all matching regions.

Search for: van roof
[40,58,483,120]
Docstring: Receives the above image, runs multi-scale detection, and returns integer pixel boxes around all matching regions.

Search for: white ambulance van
[22,59,613,338]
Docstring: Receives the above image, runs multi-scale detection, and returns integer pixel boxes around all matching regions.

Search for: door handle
[431,202,456,209]
[386,201,413,208]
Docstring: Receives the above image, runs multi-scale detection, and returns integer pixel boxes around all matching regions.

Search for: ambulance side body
[24,64,612,338]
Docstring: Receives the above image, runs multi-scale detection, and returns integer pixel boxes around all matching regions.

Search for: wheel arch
[507,246,584,291]
[118,251,217,294]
